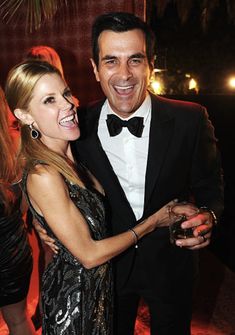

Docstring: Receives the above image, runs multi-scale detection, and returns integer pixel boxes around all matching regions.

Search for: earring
[29,124,39,139]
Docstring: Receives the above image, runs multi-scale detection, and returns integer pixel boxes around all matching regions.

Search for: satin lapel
[144,96,175,207]
[82,116,136,226]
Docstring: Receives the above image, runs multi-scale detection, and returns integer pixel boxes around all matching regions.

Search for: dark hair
[92,12,155,69]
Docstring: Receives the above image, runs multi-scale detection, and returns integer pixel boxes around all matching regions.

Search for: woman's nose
[60,97,74,110]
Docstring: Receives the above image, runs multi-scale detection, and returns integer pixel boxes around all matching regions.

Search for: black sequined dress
[21,172,113,335]
[0,183,33,307]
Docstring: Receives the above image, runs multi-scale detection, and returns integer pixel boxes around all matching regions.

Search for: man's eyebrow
[101,53,146,61]
[129,53,146,59]
[101,55,117,61]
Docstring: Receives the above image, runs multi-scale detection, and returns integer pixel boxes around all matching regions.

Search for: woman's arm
[27,165,173,269]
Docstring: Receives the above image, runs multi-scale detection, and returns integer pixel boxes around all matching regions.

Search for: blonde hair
[5,60,81,186]
[0,87,19,213]
[26,45,64,78]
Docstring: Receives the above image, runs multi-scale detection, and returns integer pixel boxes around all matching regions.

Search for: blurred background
[147,0,235,96]
[1,1,235,100]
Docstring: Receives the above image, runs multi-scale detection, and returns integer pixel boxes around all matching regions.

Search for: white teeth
[60,115,74,124]
[115,85,133,90]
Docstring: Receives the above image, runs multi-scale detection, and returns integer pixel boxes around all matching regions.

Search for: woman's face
[28,73,80,151]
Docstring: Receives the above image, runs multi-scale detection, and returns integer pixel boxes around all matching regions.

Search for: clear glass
[168,202,199,244]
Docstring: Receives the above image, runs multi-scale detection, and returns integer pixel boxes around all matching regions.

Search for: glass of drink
[168,202,199,244]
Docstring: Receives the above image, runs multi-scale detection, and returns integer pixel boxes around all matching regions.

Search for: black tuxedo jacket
[74,93,224,295]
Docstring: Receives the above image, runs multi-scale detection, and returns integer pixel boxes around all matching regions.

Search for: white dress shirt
[98,94,151,220]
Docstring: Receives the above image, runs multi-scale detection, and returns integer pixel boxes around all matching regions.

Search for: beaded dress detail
[21,171,113,335]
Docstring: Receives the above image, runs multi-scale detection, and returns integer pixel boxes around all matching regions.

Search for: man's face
[91,29,152,118]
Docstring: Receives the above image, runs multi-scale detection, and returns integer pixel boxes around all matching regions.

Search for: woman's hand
[33,220,59,254]
[146,200,198,229]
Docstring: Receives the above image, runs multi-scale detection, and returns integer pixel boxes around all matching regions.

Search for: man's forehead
[98,29,145,43]
[98,30,147,56]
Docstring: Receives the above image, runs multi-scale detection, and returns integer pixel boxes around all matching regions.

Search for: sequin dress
[0,183,33,307]
[21,172,113,335]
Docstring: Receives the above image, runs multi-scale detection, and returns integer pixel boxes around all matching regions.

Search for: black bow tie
[106,114,144,137]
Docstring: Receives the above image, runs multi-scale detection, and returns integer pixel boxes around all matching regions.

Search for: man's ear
[14,108,34,125]
[90,58,100,82]
[149,59,154,75]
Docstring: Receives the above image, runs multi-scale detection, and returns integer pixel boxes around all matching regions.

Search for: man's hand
[33,220,59,254]
[175,210,214,250]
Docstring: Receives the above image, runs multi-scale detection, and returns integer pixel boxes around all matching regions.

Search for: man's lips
[113,85,134,95]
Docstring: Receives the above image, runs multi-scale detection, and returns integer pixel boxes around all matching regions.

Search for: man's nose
[118,63,132,80]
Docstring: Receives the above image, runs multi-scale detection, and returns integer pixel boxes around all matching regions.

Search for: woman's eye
[44,97,55,104]
[64,90,72,98]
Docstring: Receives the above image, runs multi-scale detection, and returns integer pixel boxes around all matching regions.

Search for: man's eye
[130,58,142,65]
[105,59,117,65]
[44,97,55,104]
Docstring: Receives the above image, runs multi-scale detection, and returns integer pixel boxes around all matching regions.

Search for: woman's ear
[14,108,34,125]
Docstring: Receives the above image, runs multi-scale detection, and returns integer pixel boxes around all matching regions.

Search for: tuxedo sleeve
[190,107,224,218]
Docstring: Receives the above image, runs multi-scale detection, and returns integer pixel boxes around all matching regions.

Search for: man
[74,12,223,335]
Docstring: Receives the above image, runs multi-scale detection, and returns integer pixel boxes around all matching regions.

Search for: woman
[25,45,72,330]
[0,87,35,335]
[5,60,191,334]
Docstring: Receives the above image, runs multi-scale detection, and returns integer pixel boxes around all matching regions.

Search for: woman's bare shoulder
[27,164,64,190]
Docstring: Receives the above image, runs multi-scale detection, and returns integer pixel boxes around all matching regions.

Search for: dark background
[146,1,235,271]
[148,1,235,95]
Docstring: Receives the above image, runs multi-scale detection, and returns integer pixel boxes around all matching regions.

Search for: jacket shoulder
[152,94,206,117]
